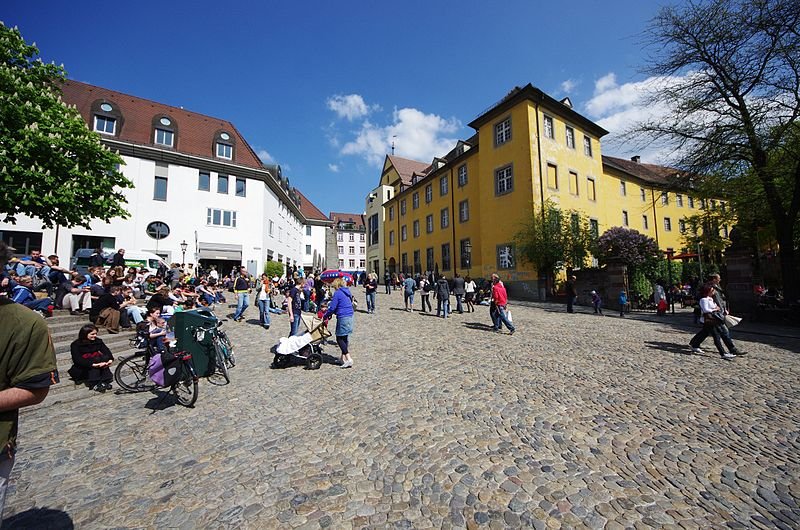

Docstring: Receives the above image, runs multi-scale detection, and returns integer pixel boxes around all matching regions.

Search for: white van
[72,249,168,276]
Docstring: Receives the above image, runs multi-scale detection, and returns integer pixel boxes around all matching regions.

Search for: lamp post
[665,248,675,314]
[462,240,472,278]
[180,240,188,265]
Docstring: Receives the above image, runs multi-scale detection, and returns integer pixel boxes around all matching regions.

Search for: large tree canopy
[595,227,660,268]
[638,0,800,302]
[0,23,131,229]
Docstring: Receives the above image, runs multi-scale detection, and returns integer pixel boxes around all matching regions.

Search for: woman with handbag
[689,286,744,360]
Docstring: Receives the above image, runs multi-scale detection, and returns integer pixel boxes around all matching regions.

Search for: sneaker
[340,360,353,369]
[690,345,704,354]
[91,383,106,393]
[70,310,81,316]
[103,382,113,391]
[721,353,736,361]
[509,329,515,336]
[731,350,747,356]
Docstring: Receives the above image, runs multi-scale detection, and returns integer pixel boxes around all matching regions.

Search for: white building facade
[0,80,308,277]
[330,212,367,275]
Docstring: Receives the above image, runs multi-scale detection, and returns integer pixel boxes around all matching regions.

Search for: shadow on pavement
[144,390,178,411]
[4,508,74,529]
[463,322,497,332]
[643,340,696,356]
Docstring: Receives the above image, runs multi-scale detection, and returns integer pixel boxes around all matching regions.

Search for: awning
[671,252,699,259]
[198,242,242,261]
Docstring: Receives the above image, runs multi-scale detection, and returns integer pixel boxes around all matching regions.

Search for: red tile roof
[602,155,681,186]
[294,190,330,222]
[329,212,366,231]
[60,80,264,170]
[386,155,431,186]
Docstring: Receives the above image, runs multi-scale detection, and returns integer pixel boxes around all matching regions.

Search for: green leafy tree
[515,201,595,295]
[264,261,284,278]
[0,22,131,228]
[679,201,738,265]
[637,0,800,302]
[595,227,660,268]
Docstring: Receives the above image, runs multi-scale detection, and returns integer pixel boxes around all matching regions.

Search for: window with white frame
[620,181,626,196]
[676,194,683,207]
[459,200,469,222]
[664,217,672,231]
[338,259,344,268]
[349,246,355,254]
[269,220,274,236]
[622,210,629,226]
[400,199,406,216]
[155,128,174,147]
[389,231,395,246]
[401,226,407,241]
[565,126,575,149]
[425,184,432,203]
[640,187,646,201]
[388,206,394,221]
[495,165,513,195]
[413,220,420,237]
[543,115,554,139]
[216,142,232,159]
[661,192,669,205]
[349,259,355,268]
[306,226,311,236]
[426,214,433,233]
[457,165,468,187]
[349,233,354,242]
[359,259,365,268]
[412,192,419,209]
[338,245,344,254]
[359,246,365,254]
[360,233,365,241]
[583,136,592,157]
[218,175,229,194]
[679,219,686,233]
[495,117,511,146]
[497,244,515,270]
[440,208,449,229]
[440,175,448,196]
[337,233,342,241]
[305,245,311,255]
[207,208,237,228]
[94,115,116,135]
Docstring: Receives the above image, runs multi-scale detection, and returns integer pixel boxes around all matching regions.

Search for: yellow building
[378,84,727,298]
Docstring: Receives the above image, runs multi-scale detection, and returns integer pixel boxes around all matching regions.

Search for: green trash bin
[173,309,217,377]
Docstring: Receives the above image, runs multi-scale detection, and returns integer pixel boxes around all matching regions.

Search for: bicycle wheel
[213,340,230,383]
[173,364,198,407]
[114,354,154,392]
[219,331,235,366]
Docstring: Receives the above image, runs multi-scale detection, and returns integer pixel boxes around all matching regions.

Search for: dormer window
[152,115,176,148]
[91,100,122,136]
[215,131,234,160]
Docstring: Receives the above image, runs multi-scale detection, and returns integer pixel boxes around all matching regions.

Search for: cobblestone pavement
[5,292,800,529]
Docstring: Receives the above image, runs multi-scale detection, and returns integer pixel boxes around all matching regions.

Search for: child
[618,289,628,318]
[591,290,603,315]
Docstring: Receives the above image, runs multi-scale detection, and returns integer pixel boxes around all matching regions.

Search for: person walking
[452,273,466,314]
[232,267,251,322]
[365,272,378,313]
[419,277,433,312]
[0,242,59,520]
[618,289,628,318]
[436,274,451,318]
[565,275,577,313]
[287,278,304,336]
[591,290,603,315]
[490,273,515,334]
[324,278,355,368]
[403,274,416,312]
[384,270,391,295]
[257,274,271,329]
[303,275,315,312]
[464,276,476,313]
[689,286,744,360]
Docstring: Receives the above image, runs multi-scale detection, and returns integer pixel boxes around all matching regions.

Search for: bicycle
[114,330,199,407]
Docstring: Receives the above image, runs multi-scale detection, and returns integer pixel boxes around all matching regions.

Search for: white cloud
[340,107,461,166]
[560,79,577,94]
[326,94,379,121]
[594,72,618,94]
[328,163,340,173]
[256,149,274,164]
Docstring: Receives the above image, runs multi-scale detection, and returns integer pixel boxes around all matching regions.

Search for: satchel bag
[710,310,726,323]
[724,314,742,327]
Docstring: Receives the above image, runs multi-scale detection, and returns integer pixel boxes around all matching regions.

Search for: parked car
[71,249,168,276]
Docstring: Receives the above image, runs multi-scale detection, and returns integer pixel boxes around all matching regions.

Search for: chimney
[631,155,641,163]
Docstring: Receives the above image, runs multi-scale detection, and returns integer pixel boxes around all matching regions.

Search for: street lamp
[462,240,472,277]
[664,248,675,314]
[180,240,188,265]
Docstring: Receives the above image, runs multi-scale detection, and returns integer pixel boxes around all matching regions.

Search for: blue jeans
[366,292,376,312]
[257,299,271,327]
[437,298,450,318]
[16,264,50,279]
[455,294,464,313]
[290,312,302,336]
[126,306,144,324]
[303,289,311,311]
[492,305,515,332]
[234,293,250,320]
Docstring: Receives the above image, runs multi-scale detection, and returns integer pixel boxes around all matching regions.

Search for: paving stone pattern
[5,293,800,529]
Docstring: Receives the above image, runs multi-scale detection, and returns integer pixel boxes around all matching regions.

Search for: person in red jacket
[490,273,515,335]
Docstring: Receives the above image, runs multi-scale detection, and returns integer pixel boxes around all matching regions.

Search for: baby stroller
[271,314,331,370]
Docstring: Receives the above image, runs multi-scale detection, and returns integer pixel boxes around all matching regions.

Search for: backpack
[423,281,432,293]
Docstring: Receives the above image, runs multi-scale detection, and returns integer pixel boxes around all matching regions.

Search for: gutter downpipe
[450,167,457,276]
[534,100,548,300]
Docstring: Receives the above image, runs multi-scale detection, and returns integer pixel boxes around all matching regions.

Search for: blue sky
[3,0,674,216]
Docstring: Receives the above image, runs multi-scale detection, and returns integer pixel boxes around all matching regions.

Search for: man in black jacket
[452,273,466,313]
[111,249,126,268]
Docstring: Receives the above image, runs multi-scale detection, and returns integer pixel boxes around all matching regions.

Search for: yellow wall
[379,86,727,287]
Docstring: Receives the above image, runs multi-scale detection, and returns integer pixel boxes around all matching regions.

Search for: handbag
[506,308,513,324]
[724,314,742,327]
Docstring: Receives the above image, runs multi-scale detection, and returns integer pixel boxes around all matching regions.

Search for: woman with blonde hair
[323,277,355,368]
